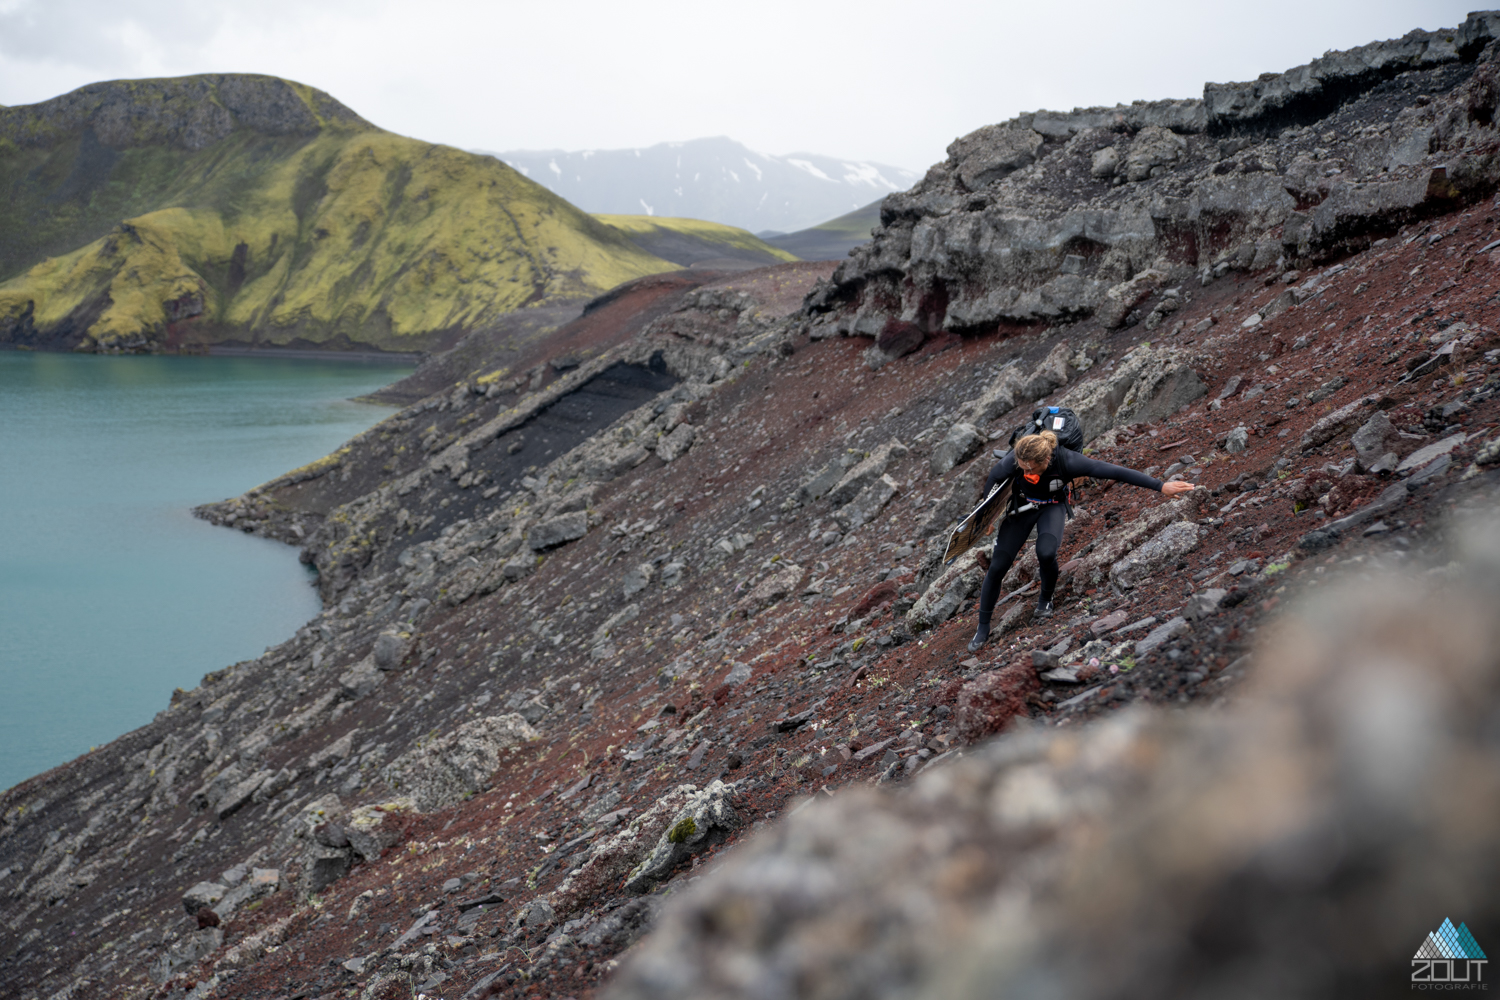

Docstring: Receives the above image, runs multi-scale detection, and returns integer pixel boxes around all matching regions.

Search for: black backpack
[1009,406,1085,452]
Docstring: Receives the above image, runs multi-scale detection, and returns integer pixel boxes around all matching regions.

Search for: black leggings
[977,504,1066,625]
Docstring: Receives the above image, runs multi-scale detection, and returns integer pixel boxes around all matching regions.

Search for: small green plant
[1119,657,1136,672]
[1265,561,1291,576]
[667,817,698,844]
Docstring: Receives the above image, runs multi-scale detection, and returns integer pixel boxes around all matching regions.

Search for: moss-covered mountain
[596,214,799,268]
[0,74,678,353]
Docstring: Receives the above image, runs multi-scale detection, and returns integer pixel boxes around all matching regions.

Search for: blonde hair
[1015,430,1058,467]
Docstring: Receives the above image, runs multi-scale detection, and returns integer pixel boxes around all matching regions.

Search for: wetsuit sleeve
[983,454,1016,496]
[1061,451,1163,492]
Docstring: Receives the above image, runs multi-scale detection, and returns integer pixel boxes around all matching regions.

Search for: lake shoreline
[1,343,423,364]
[0,351,409,790]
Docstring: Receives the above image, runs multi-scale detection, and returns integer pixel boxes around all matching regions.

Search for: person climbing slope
[967,429,1196,652]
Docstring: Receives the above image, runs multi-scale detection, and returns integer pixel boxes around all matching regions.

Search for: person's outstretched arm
[1061,451,1196,497]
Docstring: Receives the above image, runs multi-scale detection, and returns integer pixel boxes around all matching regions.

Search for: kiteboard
[942,480,1010,565]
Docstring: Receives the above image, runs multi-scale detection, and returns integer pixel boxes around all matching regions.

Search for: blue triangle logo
[1426,919,1487,960]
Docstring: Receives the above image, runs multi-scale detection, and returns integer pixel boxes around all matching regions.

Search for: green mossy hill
[763,198,883,261]
[596,214,799,268]
[0,75,677,353]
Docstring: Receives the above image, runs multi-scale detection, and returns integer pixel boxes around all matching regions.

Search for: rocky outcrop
[803,13,1500,351]
[1204,17,1497,131]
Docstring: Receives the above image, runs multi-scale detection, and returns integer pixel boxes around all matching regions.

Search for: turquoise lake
[0,352,410,792]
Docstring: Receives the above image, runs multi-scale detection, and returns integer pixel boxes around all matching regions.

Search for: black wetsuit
[976,448,1163,626]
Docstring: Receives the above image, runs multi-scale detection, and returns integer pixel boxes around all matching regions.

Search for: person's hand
[1161,480,1196,498]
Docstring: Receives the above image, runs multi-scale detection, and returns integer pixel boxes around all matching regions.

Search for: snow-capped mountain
[490,137,918,234]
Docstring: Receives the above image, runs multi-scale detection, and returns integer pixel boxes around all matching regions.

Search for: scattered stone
[656,423,697,463]
[770,709,816,733]
[828,440,909,506]
[1183,588,1228,621]
[1307,375,1349,403]
[373,631,411,670]
[876,318,926,358]
[1224,426,1249,454]
[182,882,227,916]
[514,898,556,931]
[1405,454,1452,489]
[930,423,985,476]
[798,458,850,504]
[835,474,901,532]
[1351,411,1399,470]
[526,511,590,551]
[1057,344,1205,439]
[381,714,540,811]
[723,662,753,686]
[1396,432,1469,473]
[551,785,703,917]
[1090,610,1129,635]
[1090,145,1120,178]
[1298,394,1383,450]
[1031,649,1062,670]
[303,845,353,893]
[997,599,1033,635]
[1324,483,1410,533]
[905,561,983,633]
[954,665,1041,743]
[1115,616,1158,635]
[216,769,272,820]
[1299,527,1343,551]
[622,781,738,895]
[742,563,806,609]
[623,562,655,599]
[346,802,411,861]
[1135,616,1190,656]
[338,658,384,700]
[456,889,510,913]
[1110,521,1201,590]
[501,551,536,581]
[854,737,897,761]
[147,927,223,984]
[961,366,1028,427]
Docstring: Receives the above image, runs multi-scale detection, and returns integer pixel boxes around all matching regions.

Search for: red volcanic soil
[201,203,1500,1000]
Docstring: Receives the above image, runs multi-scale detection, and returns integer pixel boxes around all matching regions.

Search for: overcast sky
[0,0,1480,171]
